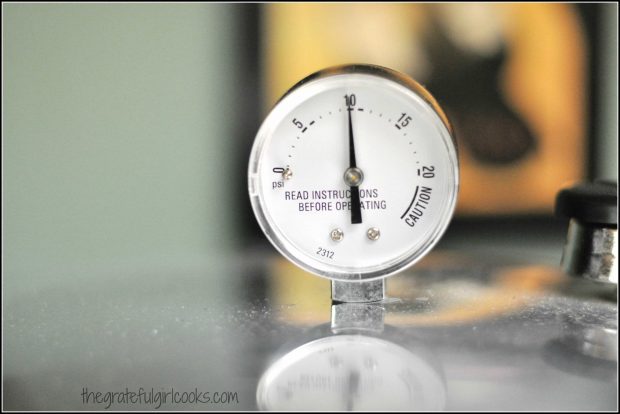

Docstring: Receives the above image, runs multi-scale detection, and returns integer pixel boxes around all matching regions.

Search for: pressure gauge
[249,64,458,286]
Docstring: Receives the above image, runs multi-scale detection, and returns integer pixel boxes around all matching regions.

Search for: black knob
[555,181,617,226]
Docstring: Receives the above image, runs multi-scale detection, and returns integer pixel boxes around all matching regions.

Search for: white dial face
[249,66,458,281]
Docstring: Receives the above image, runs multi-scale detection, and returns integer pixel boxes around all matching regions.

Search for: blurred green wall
[3,4,240,294]
[597,4,618,180]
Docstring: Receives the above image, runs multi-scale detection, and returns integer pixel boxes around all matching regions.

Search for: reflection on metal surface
[257,304,445,411]
[542,281,617,382]
[256,335,445,411]
[387,264,564,326]
[271,253,564,326]
[257,252,617,410]
[561,308,617,362]
[543,308,617,381]
[331,303,385,333]
[4,247,617,410]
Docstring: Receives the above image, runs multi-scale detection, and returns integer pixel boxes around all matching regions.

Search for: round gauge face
[249,64,458,281]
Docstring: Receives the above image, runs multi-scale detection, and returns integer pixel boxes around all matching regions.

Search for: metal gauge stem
[248,64,458,282]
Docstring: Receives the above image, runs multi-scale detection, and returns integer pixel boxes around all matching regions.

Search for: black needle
[344,370,360,411]
[347,107,363,224]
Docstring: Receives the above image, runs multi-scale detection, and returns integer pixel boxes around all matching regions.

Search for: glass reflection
[543,309,617,381]
[257,304,446,411]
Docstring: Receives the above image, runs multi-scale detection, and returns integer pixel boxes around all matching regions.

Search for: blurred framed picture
[261,3,591,216]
